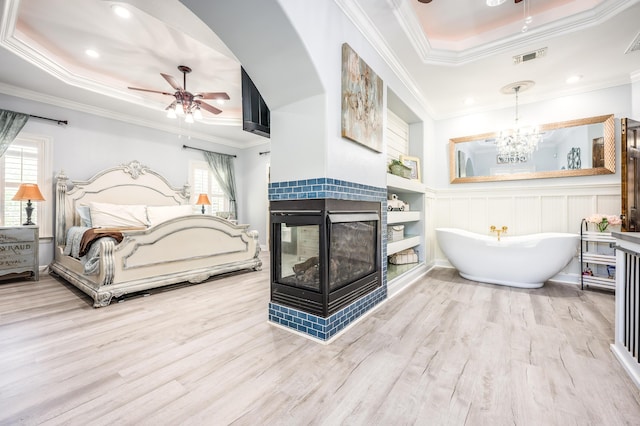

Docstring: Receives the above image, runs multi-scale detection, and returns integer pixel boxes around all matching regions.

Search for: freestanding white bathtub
[435,228,580,289]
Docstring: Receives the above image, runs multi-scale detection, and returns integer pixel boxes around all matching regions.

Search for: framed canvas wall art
[341,43,383,152]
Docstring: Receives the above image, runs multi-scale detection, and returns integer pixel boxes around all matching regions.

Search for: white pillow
[76,205,92,227]
[89,201,149,228]
[147,205,194,227]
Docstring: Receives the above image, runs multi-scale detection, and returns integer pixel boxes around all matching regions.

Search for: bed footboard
[49,161,262,307]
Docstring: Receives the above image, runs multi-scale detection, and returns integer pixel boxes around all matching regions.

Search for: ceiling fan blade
[195,92,230,100]
[165,100,177,110]
[128,86,174,96]
[160,73,182,91]
[196,100,222,115]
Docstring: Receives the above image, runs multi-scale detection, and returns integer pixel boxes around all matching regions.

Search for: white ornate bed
[49,160,261,307]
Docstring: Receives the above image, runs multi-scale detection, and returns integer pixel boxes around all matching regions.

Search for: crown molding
[0,82,253,149]
[0,0,244,135]
[0,31,240,128]
[390,0,431,61]
[395,0,639,66]
[334,0,436,118]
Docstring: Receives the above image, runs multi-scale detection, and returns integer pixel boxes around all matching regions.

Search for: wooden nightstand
[0,226,39,282]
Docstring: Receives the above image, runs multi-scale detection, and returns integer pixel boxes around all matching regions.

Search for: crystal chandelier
[495,81,541,163]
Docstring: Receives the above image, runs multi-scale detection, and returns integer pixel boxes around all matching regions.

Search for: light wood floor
[1,255,640,425]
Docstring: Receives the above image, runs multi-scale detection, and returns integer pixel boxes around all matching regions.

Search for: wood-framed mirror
[449,114,615,183]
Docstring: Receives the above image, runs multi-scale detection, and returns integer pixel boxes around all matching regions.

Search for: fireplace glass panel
[278,224,320,291]
[329,220,376,291]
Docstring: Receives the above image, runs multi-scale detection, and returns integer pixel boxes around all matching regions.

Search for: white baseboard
[611,343,640,389]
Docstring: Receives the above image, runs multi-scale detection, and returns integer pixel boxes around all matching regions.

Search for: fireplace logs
[270,199,381,317]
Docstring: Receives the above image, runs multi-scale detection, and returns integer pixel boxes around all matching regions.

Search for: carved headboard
[55,160,190,246]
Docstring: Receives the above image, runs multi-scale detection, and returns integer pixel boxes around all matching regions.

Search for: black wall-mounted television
[241,67,270,138]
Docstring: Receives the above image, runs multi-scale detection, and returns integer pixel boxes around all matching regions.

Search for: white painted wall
[269,95,327,183]
[277,0,431,188]
[632,71,640,117]
[238,140,271,249]
[185,0,432,189]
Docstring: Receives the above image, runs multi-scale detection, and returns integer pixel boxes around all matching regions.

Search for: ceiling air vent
[513,47,547,65]
[626,32,640,54]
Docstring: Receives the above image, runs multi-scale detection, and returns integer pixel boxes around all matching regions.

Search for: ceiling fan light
[193,108,203,120]
[185,113,194,124]
[166,108,177,119]
[111,5,131,19]
[175,103,184,115]
[486,0,506,6]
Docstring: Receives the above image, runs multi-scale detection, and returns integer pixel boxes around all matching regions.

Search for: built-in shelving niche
[385,89,427,295]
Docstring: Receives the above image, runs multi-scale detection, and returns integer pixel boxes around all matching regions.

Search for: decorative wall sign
[341,43,383,152]
[568,147,582,169]
[496,153,528,164]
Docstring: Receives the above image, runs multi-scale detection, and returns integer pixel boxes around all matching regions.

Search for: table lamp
[196,193,211,214]
[12,183,45,225]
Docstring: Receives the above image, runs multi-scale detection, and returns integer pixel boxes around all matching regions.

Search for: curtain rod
[182,144,237,158]
[28,114,68,126]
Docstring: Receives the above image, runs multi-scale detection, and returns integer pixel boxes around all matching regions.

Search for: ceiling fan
[128,65,230,122]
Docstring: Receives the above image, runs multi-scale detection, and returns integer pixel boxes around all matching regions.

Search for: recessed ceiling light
[566,75,582,84]
[85,49,99,58]
[486,0,506,6]
[464,97,475,106]
[111,5,131,19]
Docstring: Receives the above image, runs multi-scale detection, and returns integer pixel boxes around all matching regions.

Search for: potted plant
[388,159,412,179]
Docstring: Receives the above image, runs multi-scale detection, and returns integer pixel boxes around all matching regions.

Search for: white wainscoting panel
[451,198,470,229]
[468,198,488,232]
[541,196,567,232]
[597,194,621,216]
[487,197,513,233]
[514,196,541,236]
[568,195,596,233]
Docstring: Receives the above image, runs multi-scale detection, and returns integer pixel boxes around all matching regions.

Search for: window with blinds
[190,160,229,215]
[0,133,52,237]
[1,139,40,226]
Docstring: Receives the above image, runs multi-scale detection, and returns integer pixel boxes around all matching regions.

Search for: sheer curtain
[203,151,238,220]
[0,110,29,158]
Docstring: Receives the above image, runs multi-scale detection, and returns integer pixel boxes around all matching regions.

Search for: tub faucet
[490,225,508,241]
